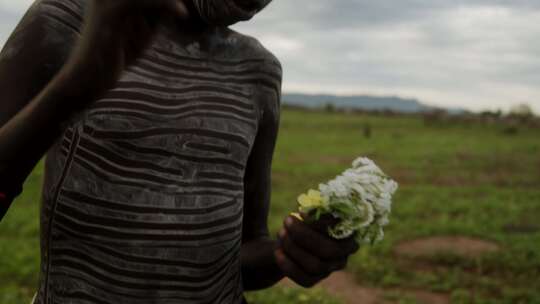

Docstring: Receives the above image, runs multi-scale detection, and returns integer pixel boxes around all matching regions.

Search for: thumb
[307,213,341,235]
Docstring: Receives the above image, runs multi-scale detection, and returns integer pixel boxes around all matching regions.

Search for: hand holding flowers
[296,157,398,244]
[274,157,397,287]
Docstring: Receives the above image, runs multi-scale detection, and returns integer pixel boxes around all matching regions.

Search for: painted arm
[0,2,82,220]
[0,0,187,221]
[240,61,284,290]
[240,61,360,291]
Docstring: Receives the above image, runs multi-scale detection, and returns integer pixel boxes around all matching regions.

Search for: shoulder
[26,0,86,35]
[228,31,282,124]
[228,31,282,128]
[1,0,85,64]
[226,29,283,82]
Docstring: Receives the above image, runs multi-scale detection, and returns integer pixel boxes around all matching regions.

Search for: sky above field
[1,0,539,113]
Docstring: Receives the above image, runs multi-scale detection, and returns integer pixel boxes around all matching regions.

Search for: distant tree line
[281,102,540,131]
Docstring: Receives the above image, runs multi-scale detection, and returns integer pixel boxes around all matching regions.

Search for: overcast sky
[1,1,539,113]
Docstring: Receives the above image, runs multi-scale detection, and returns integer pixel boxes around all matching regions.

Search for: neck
[166,1,229,39]
[179,0,218,34]
[166,18,224,46]
[161,10,231,54]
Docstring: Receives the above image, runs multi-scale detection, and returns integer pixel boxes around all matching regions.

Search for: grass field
[1,108,539,303]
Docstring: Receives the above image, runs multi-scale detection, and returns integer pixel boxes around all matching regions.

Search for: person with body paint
[0,1,360,303]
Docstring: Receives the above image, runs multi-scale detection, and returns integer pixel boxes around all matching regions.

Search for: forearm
[241,237,285,291]
[0,68,94,220]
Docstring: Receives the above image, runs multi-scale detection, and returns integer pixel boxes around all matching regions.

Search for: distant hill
[282,93,465,114]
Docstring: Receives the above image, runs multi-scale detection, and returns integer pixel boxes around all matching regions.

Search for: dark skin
[0,0,359,291]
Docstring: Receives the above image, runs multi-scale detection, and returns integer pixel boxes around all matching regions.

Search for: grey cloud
[243,0,540,30]
[0,10,19,47]
[234,0,540,112]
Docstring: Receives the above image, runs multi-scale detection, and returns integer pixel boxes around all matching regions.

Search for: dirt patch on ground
[394,236,500,259]
[402,290,450,304]
[317,272,382,304]
[279,272,380,304]
[387,168,417,186]
[279,271,450,304]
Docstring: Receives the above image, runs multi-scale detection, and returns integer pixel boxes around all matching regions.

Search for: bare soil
[280,271,450,304]
[393,236,500,258]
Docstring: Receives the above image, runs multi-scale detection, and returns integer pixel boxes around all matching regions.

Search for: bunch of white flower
[294,157,398,244]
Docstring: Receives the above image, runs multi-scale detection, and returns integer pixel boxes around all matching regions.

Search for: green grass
[267,110,540,303]
[245,286,342,304]
[1,108,539,303]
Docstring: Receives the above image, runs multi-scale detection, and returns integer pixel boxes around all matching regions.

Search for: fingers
[276,215,359,287]
[278,228,331,276]
[274,248,326,288]
[328,258,348,272]
[337,235,361,255]
[278,227,349,274]
[306,213,341,234]
[284,216,359,259]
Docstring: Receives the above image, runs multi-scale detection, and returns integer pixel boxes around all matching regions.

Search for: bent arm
[0,1,89,220]
[240,60,283,291]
